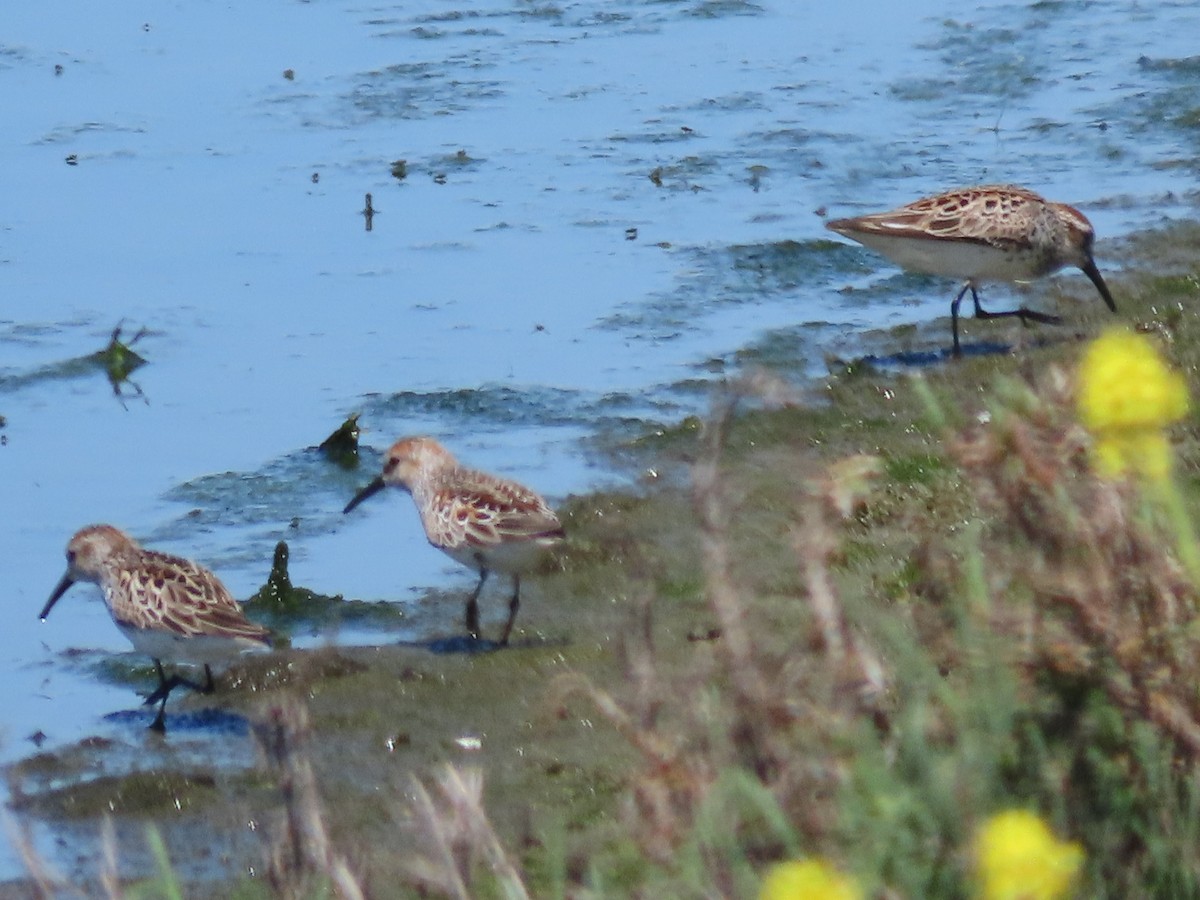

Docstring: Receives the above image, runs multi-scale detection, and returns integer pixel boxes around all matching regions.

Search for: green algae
[883,451,951,486]
[11,771,219,819]
[94,656,168,691]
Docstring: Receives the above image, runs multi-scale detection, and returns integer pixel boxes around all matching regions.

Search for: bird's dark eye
[66,550,76,565]
[384,458,398,473]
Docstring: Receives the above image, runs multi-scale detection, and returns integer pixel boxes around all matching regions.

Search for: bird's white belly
[440,536,556,575]
[118,624,270,666]
[851,233,1045,282]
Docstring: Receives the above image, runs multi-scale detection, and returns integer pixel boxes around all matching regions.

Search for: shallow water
[3,0,1200,882]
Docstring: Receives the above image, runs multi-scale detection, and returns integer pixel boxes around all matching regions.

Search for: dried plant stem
[794,454,888,701]
[253,697,365,900]
[101,816,121,900]
[405,766,531,900]
[553,671,675,771]
[407,776,473,900]
[3,811,74,899]
[442,766,529,900]
[693,397,772,715]
[797,501,846,660]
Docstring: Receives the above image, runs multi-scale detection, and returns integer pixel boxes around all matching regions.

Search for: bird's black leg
[466,564,489,640]
[144,662,212,707]
[499,575,521,647]
[971,286,1063,327]
[147,660,170,732]
[144,660,173,706]
[952,283,1063,355]
[149,698,168,733]
[142,661,217,732]
[950,283,972,356]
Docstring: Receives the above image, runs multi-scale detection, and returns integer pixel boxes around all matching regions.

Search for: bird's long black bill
[343,476,386,514]
[1082,258,1117,313]
[40,573,74,620]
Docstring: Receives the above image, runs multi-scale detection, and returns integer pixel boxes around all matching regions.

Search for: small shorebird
[41,525,272,732]
[825,185,1117,354]
[344,437,565,645]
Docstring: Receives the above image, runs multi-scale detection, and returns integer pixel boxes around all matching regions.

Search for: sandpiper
[826,184,1117,354]
[344,437,565,645]
[41,525,271,732]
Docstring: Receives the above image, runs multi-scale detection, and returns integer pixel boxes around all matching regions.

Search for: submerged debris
[318,413,361,468]
[244,541,403,634]
[92,324,149,399]
[361,193,376,231]
[248,542,316,610]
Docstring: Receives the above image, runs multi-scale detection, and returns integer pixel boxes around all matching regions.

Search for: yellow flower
[1094,430,1174,481]
[974,809,1083,900]
[1077,328,1188,479]
[758,859,861,900]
